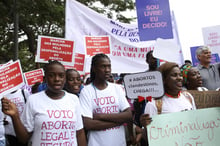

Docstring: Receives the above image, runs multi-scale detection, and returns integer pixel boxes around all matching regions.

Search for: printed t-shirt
[21,91,83,146]
[79,82,130,146]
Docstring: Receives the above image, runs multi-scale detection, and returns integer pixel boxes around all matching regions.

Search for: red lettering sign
[64,53,85,73]
[0,60,24,95]
[36,35,75,65]
[24,68,44,86]
[85,36,111,56]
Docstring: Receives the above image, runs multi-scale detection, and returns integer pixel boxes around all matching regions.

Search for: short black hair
[43,60,65,75]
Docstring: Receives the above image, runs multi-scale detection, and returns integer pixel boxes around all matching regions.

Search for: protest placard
[36,35,75,65]
[188,90,220,109]
[123,71,164,99]
[24,68,44,86]
[64,53,85,74]
[84,36,111,56]
[148,107,220,146]
[0,60,24,96]
[136,0,173,41]
[202,25,220,58]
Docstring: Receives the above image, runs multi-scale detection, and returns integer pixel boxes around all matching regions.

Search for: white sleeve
[144,100,158,117]
[21,97,34,132]
[79,87,93,118]
[117,85,130,112]
[74,98,84,131]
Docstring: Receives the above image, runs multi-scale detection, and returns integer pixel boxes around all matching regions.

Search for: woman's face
[187,67,202,89]
[66,70,81,94]
[164,66,183,94]
[46,64,66,93]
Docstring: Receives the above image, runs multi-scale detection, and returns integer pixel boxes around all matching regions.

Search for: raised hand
[1,97,19,117]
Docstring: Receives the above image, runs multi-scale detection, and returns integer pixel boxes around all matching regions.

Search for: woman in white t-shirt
[1,60,86,146]
[79,53,132,146]
[140,62,196,141]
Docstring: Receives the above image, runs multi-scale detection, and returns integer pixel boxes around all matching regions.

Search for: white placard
[123,71,164,99]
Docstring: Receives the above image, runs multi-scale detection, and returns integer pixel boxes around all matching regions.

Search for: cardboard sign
[147,107,220,146]
[123,71,164,99]
[136,0,173,41]
[202,25,220,57]
[84,36,111,56]
[36,35,75,65]
[188,90,220,109]
[24,68,44,86]
[0,60,24,96]
[64,53,85,74]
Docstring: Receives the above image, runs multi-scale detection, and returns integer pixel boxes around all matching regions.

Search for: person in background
[145,50,158,71]
[31,82,41,94]
[196,46,220,90]
[107,74,114,83]
[184,60,192,66]
[181,64,208,91]
[3,87,30,146]
[79,53,132,146]
[1,60,86,146]
[140,62,196,145]
[132,50,159,146]
[63,69,83,97]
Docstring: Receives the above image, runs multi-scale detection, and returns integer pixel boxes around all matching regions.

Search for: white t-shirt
[79,82,130,146]
[144,92,196,117]
[4,89,28,136]
[21,91,83,146]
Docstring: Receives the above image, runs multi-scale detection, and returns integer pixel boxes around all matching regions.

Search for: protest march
[0,0,220,146]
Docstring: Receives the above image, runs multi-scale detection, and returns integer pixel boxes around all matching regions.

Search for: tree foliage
[0,0,135,72]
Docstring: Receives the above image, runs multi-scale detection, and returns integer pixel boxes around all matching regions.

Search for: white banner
[65,0,183,73]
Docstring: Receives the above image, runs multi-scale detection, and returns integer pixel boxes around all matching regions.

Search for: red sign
[85,36,111,56]
[36,35,75,65]
[64,53,85,74]
[24,68,44,86]
[0,60,24,96]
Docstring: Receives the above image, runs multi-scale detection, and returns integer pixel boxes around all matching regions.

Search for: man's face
[198,49,211,64]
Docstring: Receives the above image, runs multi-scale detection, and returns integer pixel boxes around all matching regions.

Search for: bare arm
[93,108,132,123]
[76,128,87,146]
[1,97,32,143]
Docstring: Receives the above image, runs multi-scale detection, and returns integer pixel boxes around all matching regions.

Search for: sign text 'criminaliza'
[123,71,164,99]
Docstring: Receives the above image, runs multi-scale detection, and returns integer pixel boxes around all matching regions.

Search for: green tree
[0,0,135,72]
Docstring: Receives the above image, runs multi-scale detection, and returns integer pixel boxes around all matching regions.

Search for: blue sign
[190,46,220,66]
[136,0,173,41]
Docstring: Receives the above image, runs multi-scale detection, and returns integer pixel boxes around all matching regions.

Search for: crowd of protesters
[0,45,220,146]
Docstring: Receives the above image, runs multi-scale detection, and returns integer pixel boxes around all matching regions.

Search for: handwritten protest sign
[84,36,111,56]
[0,60,24,96]
[148,107,220,146]
[36,35,75,65]
[123,71,164,99]
[136,0,173,41]
[188,90,220,109]
[24,68,44,86]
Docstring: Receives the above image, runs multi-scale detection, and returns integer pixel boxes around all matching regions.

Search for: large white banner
[65,0,183,73]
